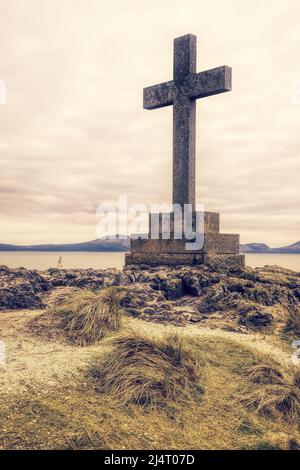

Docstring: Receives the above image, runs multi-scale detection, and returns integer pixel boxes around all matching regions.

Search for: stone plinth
[149,211,220,234]
[125,252,205,267]
[125,36,243,269]
[130,233,239,255]
[125,211,245,268]
[125,252,245,269]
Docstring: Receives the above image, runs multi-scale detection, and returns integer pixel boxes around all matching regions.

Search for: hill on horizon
[0,239,300,253]
[240,241,300,254]
[0,238,130,252]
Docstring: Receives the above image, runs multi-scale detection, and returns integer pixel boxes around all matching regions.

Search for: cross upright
[143,34,232,209]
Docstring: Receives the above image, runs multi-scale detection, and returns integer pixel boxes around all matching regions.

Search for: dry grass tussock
[241,356,300,423]
[29,287,123,346]
[89,331,204,407]
[283,304,300,338]
[2,329,300,450]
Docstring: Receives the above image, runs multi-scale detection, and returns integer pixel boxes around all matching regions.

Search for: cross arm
[184,65,232,99]
[143,80,175,110]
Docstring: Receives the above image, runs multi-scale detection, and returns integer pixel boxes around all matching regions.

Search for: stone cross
[143,34,232,208]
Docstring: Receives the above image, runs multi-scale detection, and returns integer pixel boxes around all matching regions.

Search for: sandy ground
[0,310,101,395]
[0,309,294,398]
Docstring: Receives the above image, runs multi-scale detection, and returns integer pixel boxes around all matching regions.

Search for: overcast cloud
[0,0,299,246]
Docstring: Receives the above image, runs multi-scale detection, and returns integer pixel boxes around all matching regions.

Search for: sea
[0,252,299,272]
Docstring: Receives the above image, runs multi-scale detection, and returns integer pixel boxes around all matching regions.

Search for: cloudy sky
[0,0,299,246]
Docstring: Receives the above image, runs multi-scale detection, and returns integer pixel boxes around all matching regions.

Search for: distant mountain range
[0,238,130,252]
[240,241,300,254]
[0,239,299,253]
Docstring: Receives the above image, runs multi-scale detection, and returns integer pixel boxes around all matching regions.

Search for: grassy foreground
[1,316,299,449]
[0,287,299,450]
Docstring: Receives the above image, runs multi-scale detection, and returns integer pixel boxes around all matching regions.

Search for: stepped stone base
[125,253,245,269]
[130,233,239,255]
[149,211,220,234]
[125,211,244,269]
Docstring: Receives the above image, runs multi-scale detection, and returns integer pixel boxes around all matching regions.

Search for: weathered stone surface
[126,34,239,268]
[203,212,220,233]
[143,67,231,110]
[204,254,245,271]
[0,265,299,334]
[143,80,174,110]
[204,234,240,254]
[0,266,133,309]
[122,264,299,330]
[125,252,205,267]
[130,233,239,255]
[0,265,47,309]
[45,268,132,289]
[143,34,232,207]
[150,275,185,300]
[182,66,232,99]
[149,211,220,235]
[126,252,244,268]
[241,310,273,329]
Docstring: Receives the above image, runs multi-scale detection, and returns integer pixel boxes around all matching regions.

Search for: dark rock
[65,273,77,280]
[0,264,299,334]
[150,275,184,300]
[293,288,300,301]
[120,284,165,316]
[0,267,48,309]
[182,271,221,296]
[227,281,245,294]
[242,311,273,328]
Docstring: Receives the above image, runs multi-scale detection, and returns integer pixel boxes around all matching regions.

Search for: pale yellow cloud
[0,0,299,246]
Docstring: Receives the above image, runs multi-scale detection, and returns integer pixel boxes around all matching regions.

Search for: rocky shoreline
[1,262,299,332]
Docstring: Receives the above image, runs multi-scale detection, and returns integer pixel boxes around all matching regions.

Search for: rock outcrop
[0,263,299,332]
[0,265,48,309]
